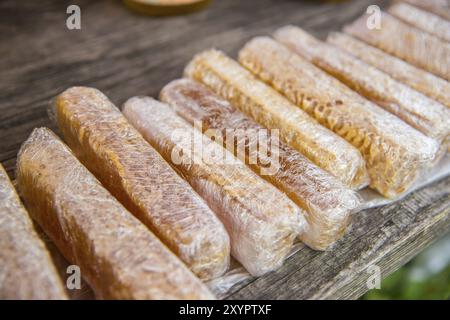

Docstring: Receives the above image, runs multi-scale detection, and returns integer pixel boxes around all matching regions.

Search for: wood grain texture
[1,0,448,300]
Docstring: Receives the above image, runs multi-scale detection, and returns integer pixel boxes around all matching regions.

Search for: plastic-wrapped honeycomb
[16,128,215,300]
[160,78,362,250]
[327,32,450,110]
[400,0,450,20]
[389,2,450,42]
[275,26,450,148]
[0,164,67,300]
[52,87,230,281]
[344,12,450,82]
[184,49,369,190]
[237,36,439,198]
[123,97,305,276]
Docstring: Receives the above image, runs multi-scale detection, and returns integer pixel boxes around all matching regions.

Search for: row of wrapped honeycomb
[2,2,449,299]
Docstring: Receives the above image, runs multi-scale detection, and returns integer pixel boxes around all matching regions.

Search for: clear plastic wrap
[344,12,450,82]
[16,128,215,300]
[184,49,369,191]
[238,36,440,198]
[327,32,450,110]
[389,2,450,42]
[400,0,450,22]
[274,26,450,148]
[159,78,361,250]
[53,87,230,281]
[209,153,450,298]
[123,97,305,276]
[0,164,67,300]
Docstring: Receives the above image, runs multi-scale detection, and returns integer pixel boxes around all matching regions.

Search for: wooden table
[1,0,449,300]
